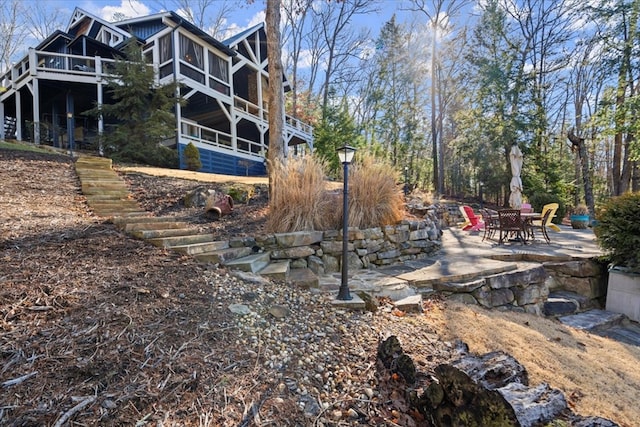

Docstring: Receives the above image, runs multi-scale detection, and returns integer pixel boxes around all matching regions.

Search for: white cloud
[86,0,151,21]
[219,10,265,40]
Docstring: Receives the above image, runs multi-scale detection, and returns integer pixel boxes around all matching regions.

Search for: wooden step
[122,222,189,232]
[147,234,217,248]
[131,228,203,239]
[224,252,271,273]
[112,216,177,226]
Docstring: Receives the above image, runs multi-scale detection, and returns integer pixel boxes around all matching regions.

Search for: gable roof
[222,23,263,48]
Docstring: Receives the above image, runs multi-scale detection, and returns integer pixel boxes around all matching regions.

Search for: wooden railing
[180,120,265,158]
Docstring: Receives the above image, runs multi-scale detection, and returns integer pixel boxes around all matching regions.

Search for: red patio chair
[462,205,484,231]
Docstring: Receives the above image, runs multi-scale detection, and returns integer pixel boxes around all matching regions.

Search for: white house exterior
[0,8,313,176]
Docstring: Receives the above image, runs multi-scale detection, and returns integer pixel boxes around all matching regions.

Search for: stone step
[131,228,203,239]
[121,221,190,232]
[194,246,253,264]
[223,252,271,273]
[287,268,319,289]
[597,322,640,346]
[543,291,594,317]
[558,309,627,333]
[171,240,230,255]
[258,261,290,280]
[147,234,217,248]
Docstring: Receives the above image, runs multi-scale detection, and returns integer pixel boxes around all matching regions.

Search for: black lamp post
[337,145,356,301]
[404,166,409,196]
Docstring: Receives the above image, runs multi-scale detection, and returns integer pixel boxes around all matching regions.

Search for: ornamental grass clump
[347,155,405,229]
[266,156,334,233]
[594,192,640,272]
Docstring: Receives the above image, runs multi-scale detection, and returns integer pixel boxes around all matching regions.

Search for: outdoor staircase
[75,156,314,286]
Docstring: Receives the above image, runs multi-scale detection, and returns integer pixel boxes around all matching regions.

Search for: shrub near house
[596,192,640,322]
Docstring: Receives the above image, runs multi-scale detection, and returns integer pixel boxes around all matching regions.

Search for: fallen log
[376,336,616,427]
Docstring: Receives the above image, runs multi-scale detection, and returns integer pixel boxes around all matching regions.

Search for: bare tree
[281,0,313,124]
[154,0,235,38]
[409,0,470,196]
[0,0,27,71]
[313,0,377,114]
[23,1,65,42]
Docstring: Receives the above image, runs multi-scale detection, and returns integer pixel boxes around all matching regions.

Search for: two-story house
[0,7,313,176]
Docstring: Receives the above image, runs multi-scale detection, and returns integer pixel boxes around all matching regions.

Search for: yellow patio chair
[532,203,561,232]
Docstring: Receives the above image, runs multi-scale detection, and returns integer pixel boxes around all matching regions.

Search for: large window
[159,34,172,64]
[208,52,228,83]
[179,34,203,70]
[208,51,229,95]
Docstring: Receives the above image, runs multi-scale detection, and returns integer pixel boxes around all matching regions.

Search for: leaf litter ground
[1,149,639,427]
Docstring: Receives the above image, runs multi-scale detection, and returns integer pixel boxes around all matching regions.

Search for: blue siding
[178,144,266,176]
[124,21,166,40]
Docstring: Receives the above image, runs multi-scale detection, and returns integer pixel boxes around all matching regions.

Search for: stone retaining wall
[435,266,550,315]
[543,259,608,304]
[245,217,442,275]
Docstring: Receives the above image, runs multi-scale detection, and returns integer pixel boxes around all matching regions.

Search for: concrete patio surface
[321,224,640,347]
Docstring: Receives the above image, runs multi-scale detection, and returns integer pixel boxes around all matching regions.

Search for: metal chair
[481,208,498,241]
[498,209,527,245]
[529,208,553,244]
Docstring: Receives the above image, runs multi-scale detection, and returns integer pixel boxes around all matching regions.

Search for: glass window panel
[159,34,172,64]
[208,52,228,83]
[179,34,203,70]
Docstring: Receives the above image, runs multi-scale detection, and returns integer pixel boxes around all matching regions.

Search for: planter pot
[606,267,640,322]
[570,214,590,229]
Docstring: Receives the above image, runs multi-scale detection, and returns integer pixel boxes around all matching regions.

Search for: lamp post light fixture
[336,145,356,301]
[404,166,409,196]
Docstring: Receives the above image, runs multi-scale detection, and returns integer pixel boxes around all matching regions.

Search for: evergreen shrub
[528,192,566,224]
[184,142,202,171]
[594,192,640,271]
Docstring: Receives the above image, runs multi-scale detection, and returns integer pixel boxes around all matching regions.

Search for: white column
[32,79,40,143]
[15,90,22,141]
[0,101,5,140]
[97,82,104,154]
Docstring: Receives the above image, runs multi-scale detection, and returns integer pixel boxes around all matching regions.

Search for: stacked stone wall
[235,217,443,275]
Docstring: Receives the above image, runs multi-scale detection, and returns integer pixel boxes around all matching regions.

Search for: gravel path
[0,149,458,426]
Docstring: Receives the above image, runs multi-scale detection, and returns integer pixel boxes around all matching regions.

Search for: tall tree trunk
[430,25,439,195]
[266,0,286,201]
[568,129,595,218]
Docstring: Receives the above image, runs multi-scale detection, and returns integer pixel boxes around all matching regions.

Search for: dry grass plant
[429,302,640,427]
[347,154,405,229]
[265,156,334,233]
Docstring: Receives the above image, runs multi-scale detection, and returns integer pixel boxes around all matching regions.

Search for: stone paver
[75,157,640,346]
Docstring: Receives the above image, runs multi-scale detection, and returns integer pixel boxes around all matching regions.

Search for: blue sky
[46,0,408,38]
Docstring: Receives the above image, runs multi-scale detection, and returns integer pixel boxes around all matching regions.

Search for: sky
[45,0,408,39]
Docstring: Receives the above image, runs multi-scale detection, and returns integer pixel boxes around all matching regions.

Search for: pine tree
[86,38,182,167]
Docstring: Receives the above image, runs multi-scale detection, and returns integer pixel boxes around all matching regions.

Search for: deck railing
[180,120,265,158]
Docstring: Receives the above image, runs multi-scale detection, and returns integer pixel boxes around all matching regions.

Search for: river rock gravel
[0,149,459,426]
